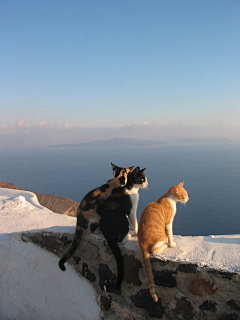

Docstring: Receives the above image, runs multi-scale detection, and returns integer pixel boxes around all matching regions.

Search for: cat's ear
[126,166,134,174]
[173,181,184,192]
[141,168,146,172]
[173,185,178,193]
[178,181,184,188]
[132,166,140,175]
[111,162,116,170]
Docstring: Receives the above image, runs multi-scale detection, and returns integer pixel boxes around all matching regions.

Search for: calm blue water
[1,142,240,236]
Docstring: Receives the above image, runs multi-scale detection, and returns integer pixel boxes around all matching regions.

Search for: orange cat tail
[142,250,158,302]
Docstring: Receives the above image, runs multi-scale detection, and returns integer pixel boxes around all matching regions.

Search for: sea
[1,141,240,237]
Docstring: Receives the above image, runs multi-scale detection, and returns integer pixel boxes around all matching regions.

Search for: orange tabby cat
[138,181,189,302]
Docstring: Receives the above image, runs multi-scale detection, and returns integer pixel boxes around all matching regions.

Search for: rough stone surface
[123,254,142,285]
[40,233,63,252]
[20,229,240,320]
[227,301,240,312]
[104,310,125,320]
[82,263,96,282]
[99,295,112,312]
[151,257,169,266]
[200,300,217,313]
[188,275,216,296]
[154,270,177,288]
[131,289,164,318]
[165,296,207,320]
[216,313,239,320]
[208,270,238,280]
[177,263,198,273]
[110,301,146,320]
[73,255,81,265]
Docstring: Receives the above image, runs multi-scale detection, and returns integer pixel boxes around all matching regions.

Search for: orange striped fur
[138,181,189,302]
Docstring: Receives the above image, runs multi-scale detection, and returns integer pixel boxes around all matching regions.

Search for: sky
[1,1,240,148]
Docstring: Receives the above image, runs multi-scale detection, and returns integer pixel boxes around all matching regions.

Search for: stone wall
[21,231,240,320]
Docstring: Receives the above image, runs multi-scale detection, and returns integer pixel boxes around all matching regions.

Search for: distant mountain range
[48,137,240,148]
[48,138,167,148]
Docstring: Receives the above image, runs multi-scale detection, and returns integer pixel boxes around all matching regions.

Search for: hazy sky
[1,1,240,148]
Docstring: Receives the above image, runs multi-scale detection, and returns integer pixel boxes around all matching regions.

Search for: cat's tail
[104,236,123,289]
[142,250,158,302]
[58,226,83,271]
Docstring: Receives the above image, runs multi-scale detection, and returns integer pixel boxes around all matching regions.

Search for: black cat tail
[58,226,83,271]
[104,236,123,289]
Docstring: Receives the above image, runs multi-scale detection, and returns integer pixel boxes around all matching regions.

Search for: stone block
[178,263,198,273]
[123,254,142,285]
[40,234,62,252]
[216,313,239,320]
[200,300,217,313]
[154,270,177,288]
[188,275,216,297]
[131,289,164,318]
[82,263,96,282]
[227,300,240,312]
[99,295,112,311]
[165,296,207,320]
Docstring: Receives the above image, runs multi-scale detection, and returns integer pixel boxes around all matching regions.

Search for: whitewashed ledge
[1,187,240,320]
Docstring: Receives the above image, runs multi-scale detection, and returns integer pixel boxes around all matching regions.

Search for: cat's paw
[168,241,176,248]
[133,229,138,236]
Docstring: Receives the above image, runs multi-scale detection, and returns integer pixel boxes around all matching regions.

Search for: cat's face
[111,162,134,178]
[172,181,189,203]
[131,167,148,189]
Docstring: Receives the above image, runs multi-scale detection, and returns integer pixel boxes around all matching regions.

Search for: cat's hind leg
[151,240,168,255]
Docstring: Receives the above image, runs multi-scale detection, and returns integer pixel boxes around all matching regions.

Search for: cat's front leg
[165,223,176,248]
[128,194,139,235]
[128,215,138,235]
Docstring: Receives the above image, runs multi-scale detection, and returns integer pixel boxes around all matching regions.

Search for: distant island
[48,138,167,148]
[48,137,239,148]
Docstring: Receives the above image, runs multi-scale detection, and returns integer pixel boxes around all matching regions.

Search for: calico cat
[98,167,148,289]
[138,181,189,302]
[58,165,133,271]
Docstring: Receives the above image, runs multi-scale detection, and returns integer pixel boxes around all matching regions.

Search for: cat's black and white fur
[111,163,147,235]
[98,166,148,289]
